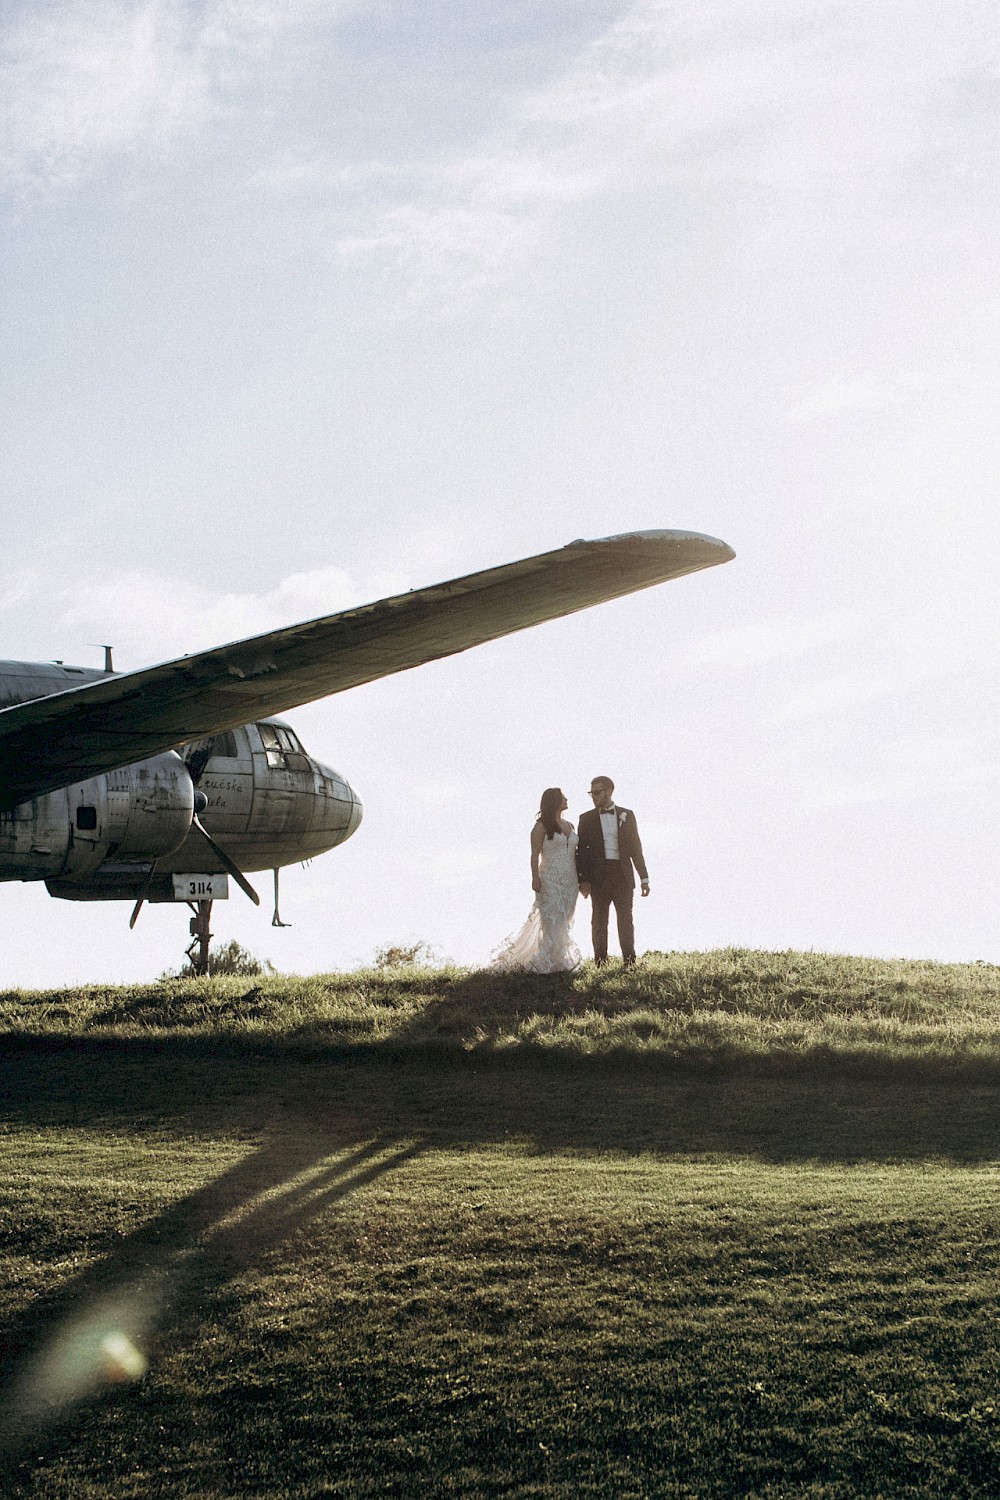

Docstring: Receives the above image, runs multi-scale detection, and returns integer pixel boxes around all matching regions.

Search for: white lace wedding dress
[492,828,582,974]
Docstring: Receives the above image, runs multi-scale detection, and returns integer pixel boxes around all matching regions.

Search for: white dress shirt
[599,806,620,860]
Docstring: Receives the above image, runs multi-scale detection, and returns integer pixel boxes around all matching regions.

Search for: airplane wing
[0,529,734,809]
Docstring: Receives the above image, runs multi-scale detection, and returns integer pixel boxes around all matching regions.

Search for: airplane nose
[313,760,363,846]
[344,784,363,839]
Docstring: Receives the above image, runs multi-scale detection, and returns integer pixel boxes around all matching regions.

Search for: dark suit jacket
[576,806,648,890]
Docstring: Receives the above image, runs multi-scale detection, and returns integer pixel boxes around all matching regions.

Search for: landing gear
[185,900,213,976]
[271,867,291,927]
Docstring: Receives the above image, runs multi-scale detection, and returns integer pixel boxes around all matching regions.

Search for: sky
[1,0,998,985]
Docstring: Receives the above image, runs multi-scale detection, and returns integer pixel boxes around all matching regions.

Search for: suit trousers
[590,859,635,961]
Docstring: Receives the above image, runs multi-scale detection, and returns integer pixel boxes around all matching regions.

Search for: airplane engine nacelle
[61,753,195,877]
[0,752,195,882]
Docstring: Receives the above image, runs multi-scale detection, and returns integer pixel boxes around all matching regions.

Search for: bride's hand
[532,877,541,892]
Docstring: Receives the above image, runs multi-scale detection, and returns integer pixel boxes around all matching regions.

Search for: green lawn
[2,953,999,1497]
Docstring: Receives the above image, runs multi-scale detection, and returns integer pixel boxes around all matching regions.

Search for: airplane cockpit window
[258,723,309,770]
[211,730,238,759]
[258,723,283,767]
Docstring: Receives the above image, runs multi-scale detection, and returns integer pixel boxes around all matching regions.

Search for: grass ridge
[2,949,999,1081]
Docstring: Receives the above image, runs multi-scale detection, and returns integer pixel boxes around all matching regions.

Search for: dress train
[492,829,581,974]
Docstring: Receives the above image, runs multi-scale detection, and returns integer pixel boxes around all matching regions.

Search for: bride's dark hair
[538,788,564,840]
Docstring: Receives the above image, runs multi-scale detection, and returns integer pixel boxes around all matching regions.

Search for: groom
[576,776,650,966]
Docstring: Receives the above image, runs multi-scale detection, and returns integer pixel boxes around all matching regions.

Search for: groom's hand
[579,882,591,900]
[640,881,650,897]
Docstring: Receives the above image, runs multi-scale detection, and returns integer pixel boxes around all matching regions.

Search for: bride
[492,788,582,973]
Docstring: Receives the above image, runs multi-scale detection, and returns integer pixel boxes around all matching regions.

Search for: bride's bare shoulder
[560,818,575,835]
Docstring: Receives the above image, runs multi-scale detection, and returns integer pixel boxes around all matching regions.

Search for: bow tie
[599,806,617,815]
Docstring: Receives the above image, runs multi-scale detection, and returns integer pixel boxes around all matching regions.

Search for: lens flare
[2,1290,159,1453]
[98,1331,148,1384]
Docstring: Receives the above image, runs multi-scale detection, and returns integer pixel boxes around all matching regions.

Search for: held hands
[578,881,647,897]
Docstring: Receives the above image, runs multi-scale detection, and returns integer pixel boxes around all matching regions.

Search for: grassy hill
[2,951,1000,1497]
[4,948,1000,1077]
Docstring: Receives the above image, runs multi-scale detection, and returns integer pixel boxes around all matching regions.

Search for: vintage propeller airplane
[0,529,734,971]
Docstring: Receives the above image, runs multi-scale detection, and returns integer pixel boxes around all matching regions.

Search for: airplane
[0,529,734,971]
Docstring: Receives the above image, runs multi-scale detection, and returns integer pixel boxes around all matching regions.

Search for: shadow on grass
[0,1125,424,1459]
[3,1040,999,1168]
[2,1033,999,1473]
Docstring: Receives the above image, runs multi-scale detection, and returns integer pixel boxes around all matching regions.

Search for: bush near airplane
[0,531,733,944]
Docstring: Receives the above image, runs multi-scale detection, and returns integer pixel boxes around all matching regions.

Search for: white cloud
[43,563,367,669]
[0,3,208,185]
[323,0,998,303]
[252,154,401,194]
[0,0,337,187]
[337,201,531,305]
[0,513,476,671]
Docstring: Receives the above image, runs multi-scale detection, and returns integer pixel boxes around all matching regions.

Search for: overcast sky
[2,0,998,985]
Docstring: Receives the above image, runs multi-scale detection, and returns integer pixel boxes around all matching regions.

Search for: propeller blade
[129,858,160,928]
[191,816,260,906]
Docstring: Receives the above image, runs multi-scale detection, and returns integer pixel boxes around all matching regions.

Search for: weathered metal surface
[0,753,195,883]
[21,718,362,899]
[0,661,107,713]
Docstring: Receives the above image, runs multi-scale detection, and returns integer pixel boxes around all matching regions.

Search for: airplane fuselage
[0,661,362,903]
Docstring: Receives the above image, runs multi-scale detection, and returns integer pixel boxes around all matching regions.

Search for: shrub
[169,939,275,979]
[372,940,439,969]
